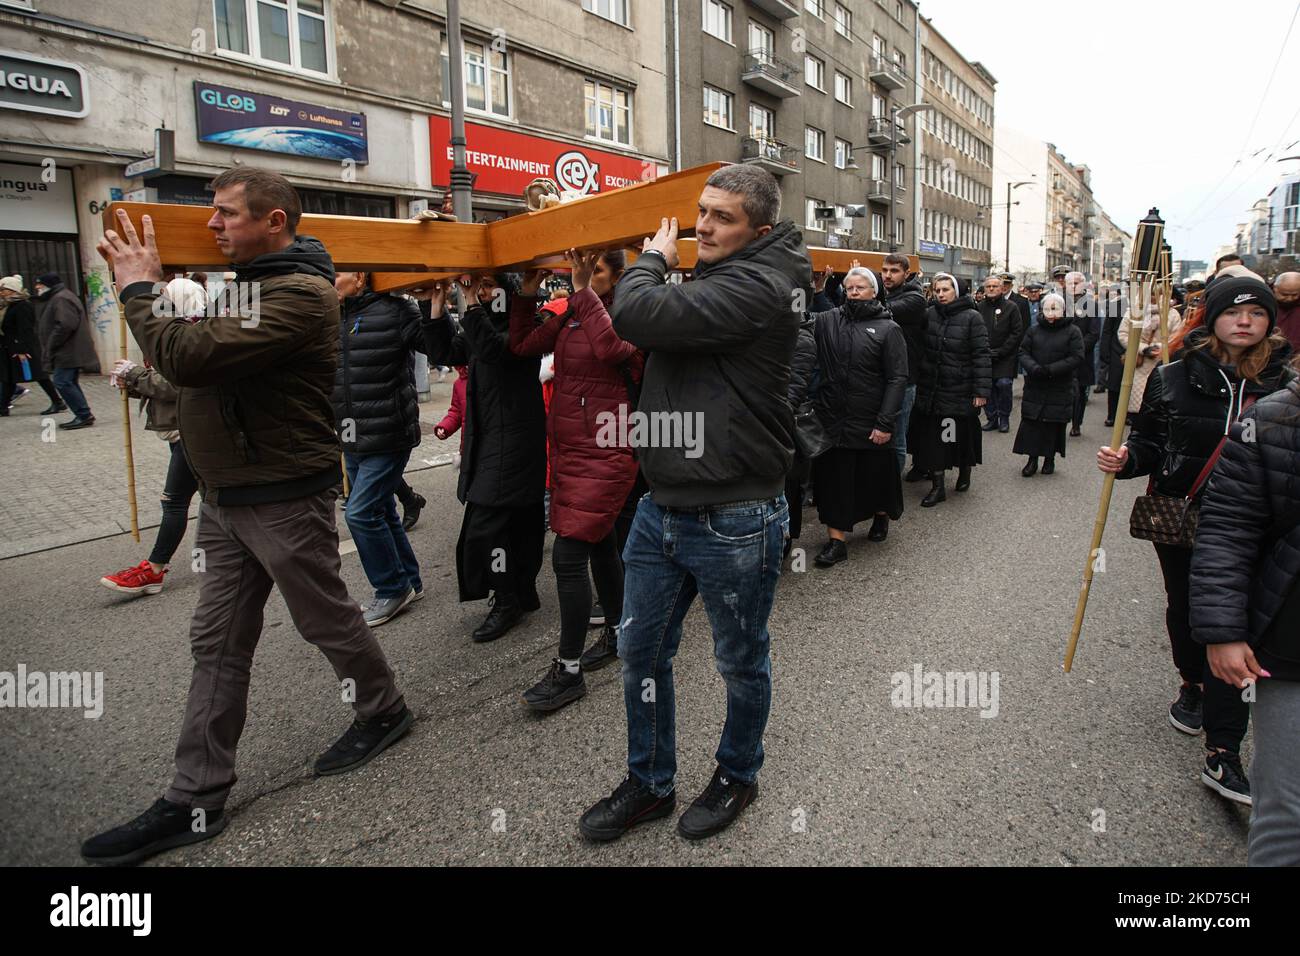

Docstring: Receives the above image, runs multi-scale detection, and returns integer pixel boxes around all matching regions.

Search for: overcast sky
[918,0,1300,265]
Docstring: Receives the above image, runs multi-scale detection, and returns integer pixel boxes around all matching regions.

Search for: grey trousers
[1249,678,1300,866]
[166,489,405,810]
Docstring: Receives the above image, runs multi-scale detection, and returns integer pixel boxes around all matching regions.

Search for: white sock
[559,657,580,674]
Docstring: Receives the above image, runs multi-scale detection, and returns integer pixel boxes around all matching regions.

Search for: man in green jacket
[81,167,411,866]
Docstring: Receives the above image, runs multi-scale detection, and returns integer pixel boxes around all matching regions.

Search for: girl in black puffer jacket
[907,273,991,507]
[1016,293,1084,476]
[1098,275,1295,808]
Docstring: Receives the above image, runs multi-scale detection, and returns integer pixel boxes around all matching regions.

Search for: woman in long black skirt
[1015,292,1084,476]
[907,273,991,506]
[807,266,909,567]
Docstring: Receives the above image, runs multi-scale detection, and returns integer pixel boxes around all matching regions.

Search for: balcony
[869,53,907,92]
[741,135,799,176]
[748,0,800,19]
[741,51,800,98]
[866,179,891,202]
[867,116,910,146]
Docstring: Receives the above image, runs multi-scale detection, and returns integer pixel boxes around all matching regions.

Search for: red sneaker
[100,560,167,596]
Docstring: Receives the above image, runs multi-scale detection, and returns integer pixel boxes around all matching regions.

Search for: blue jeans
[618,494,789,796]
[51,367,92,420]
[344,450,422,599]
[895,383,917,472]
[988,377,1013,425]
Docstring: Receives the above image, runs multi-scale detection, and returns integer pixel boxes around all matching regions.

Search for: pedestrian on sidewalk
[1190,370,1300,865]
[1,275,63,415]
[508,248,642,713]
[1014,293,1083,477]
[807,265,907,564]
[422,274,547,644]
[1097,274,1294,808]
[99,277,206,596]
[83,167,411,866]
[35,271,99,429]
[978,273,1025,434]
[331,271,431,628]
[580,164,808,843]
[908,274,991,506]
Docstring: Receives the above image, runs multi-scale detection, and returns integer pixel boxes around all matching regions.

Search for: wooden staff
[1064,275,1152,671]
[341,453,350,499]
[113,282,141,543]
[1157,275,1172,366]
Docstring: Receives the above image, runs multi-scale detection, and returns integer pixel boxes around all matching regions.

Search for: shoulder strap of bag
[1187,393,1258,500]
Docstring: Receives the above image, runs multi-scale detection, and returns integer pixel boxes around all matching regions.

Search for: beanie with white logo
[1202,275,1277,332]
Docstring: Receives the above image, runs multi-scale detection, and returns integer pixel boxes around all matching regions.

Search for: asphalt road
[0,394,1250,866]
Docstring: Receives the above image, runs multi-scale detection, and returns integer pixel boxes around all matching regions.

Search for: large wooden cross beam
[101,161,919,285]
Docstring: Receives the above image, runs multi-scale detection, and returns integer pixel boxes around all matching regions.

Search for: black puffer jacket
[1067,292,1101,386]
[1019,315,1085,423]
[332,291,426,455]
[979,293,1025,380]
[1099,294,1128,391]
[915,294,991,418]
[1120,328,1296,497]
[1190,380,1300,680]
[425,296,547,508]
[809,298,908,446]
[882,277,928,385]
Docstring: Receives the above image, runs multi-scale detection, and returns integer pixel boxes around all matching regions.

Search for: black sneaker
[401,492,426,532]
[522,659,587,713]
[677,766,758,841]
[1201,750,1251,806]
[472,595,523,643]
[81,797,226,866]
[314,705,413,776]
[1168,682,1203,735]
[589,602,605,627]
[579,775,676,842]
[579,625,619,671]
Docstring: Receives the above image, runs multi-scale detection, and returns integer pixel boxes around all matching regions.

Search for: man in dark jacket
[1063,271,1099,435]
[881,253,927,472]
[979,274,1025,432]
[1275,272,1300,352]
[580,164,810,844]
[1002,273,1033,336]
[35,272,98,428]
[83,167,410,866]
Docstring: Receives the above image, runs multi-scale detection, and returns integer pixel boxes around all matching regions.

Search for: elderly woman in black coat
[806,266,908,566]
[907,273,991,507]
[1015,293,1084,476]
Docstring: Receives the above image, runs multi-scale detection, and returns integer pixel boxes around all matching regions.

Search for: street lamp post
[1006,180,1032,272]
[445,0,473,224]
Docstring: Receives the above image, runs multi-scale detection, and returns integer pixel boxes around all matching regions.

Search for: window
[871,153,886,180]
[872,33,885,58]
[805,126,824,162]
[703,85,733,129]
[749,103,774,139]
[834,3,851,37]
[585,80,632,145]
[213,0,331,74]
[895,217,905,246]
[834,71,852,105]
[805,54,825,90]
[441,37,511,117]
[892,49,906,75]
[871,212,885,241]
[895,162,905,187]
[702,0,731,42]
[872,93,886,118]
[804,0,823,17]
[582,0,629,27]
[806,198,826,231]
[895,1,904,21]
[748,20,775,62]
[834,138,851,169]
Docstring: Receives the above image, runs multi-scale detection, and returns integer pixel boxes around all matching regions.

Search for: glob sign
[429,116,658,198]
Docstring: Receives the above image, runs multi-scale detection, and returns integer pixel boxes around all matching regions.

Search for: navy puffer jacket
[332,291,426,455]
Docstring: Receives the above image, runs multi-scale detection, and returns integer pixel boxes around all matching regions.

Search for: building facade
[671,0,920,253]
[915,16,994,284]
[0,0,669,368]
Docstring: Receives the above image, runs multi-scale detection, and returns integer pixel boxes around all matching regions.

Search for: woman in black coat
[1189,378,1300,864]
[806,266,908,566]
[424,274,548,643]
[1015,293,1084,476]
[907,273,991,506]
[1098,275,1295,807]
[0,280,62,415]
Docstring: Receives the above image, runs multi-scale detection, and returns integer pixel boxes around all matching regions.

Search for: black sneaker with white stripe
[677,765,758,840]
[1201,750,1251,806]
[1168,682,1203,735]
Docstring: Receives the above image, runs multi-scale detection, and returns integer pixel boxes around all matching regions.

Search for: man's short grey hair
[844,266,878,294]
[1065,271,1085,284]
[706,164,781,228]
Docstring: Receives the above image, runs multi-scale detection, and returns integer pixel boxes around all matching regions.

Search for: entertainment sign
[193,81,368,163]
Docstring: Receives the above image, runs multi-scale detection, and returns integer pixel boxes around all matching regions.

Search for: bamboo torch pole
[113,280,141,543]
[1157,245,1172,364]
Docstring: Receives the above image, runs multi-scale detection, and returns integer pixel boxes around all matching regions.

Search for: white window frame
[584,79,633,146]
[440,36,512,119]
[748,20,776,61]
[834,3,852,37]
[871,212,885,241]
[834,71,852,106]
[748,102,775,139]
[805,54,825,91]
[702,0,732,44]
[805,126,825,163]
[895,217,905,246]
[834,138,851,169]
[703,85,734,131]
[806,197,826,231]
[582,0,630,27]
[804,0,824,19]
[212,0,336,79]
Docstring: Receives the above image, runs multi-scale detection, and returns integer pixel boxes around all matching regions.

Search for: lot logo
[50,886,151,936]
[555,150,599,195]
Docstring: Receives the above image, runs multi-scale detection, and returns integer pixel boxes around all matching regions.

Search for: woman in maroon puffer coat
[510,248,643,713]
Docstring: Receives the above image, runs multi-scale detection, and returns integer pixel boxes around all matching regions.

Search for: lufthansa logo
[555,150,599,194]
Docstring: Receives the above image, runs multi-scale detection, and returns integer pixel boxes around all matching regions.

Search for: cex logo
[555,150,599,194]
